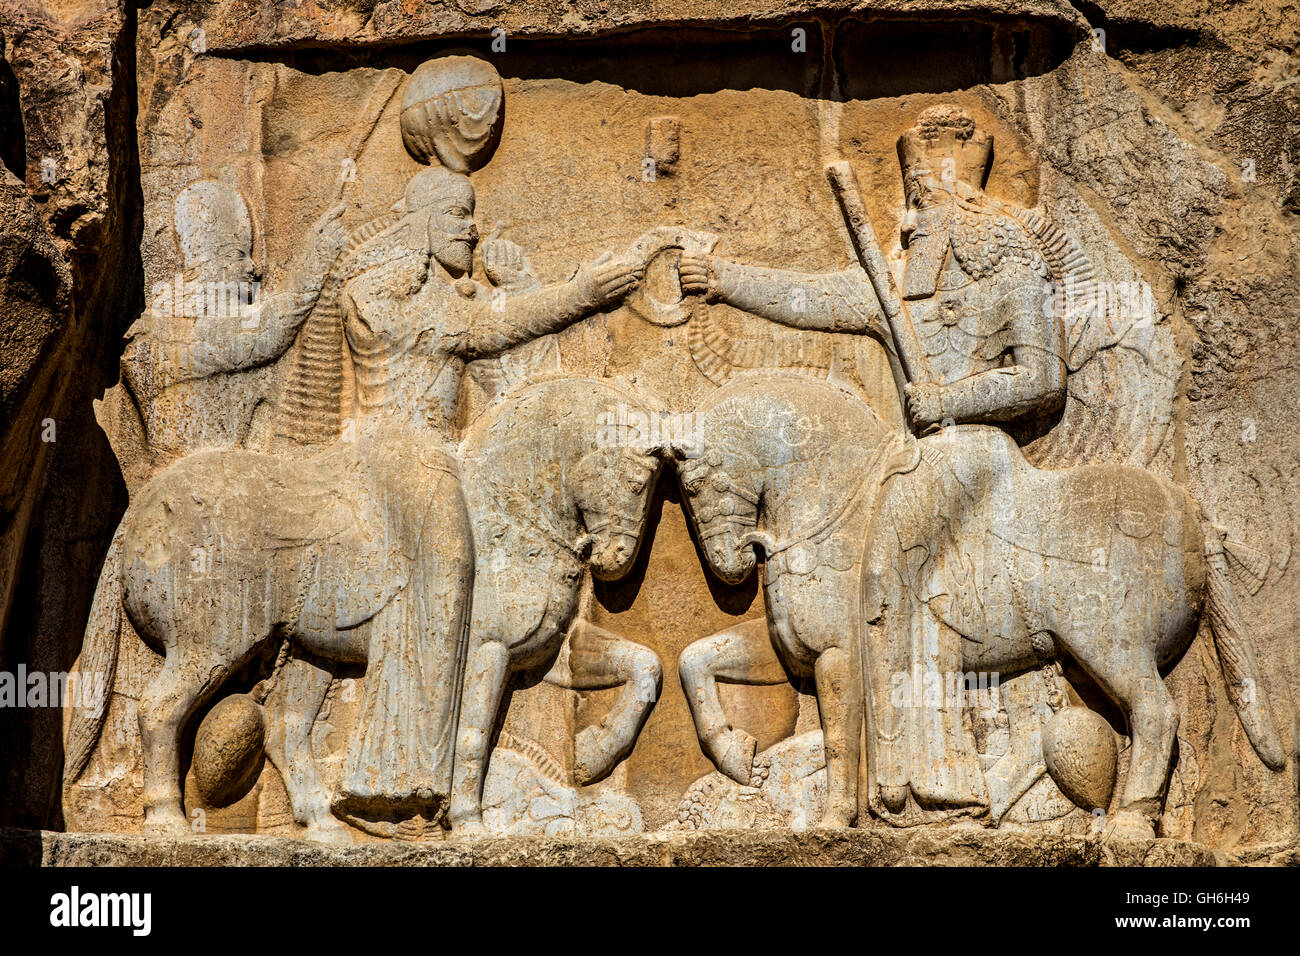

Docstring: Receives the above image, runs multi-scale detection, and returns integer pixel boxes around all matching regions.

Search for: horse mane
[696,372,897,530]
[459,376,657,552]
[698,370,889,436]
[460,374,655,454]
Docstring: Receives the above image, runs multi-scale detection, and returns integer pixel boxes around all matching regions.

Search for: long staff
[824,160,933,436]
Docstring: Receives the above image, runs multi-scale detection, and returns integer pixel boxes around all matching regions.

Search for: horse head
[675,439,765,585]
[570,441,668,580]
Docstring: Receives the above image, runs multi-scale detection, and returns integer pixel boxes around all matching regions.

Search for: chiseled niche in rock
[58,12,1295,847]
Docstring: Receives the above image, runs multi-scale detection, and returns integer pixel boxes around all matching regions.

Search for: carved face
[678,445,760,585]
[200,239,259,286]
[426,181,479,278]
[901,174,955,300]
[173,182,258,285]
[571,445,661,581]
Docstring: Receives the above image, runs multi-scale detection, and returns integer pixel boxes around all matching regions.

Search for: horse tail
[64,525,125,784]
[1202,524,1287,771]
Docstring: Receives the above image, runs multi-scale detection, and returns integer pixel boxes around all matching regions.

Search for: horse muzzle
[588,533,639,581]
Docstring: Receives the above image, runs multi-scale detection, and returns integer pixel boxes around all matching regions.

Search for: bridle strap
[583,514,644,538]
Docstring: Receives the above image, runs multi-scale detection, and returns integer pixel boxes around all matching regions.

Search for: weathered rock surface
[0,825,1231,867]
[0,0,141,830]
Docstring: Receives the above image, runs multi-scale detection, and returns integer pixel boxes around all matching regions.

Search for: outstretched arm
[442,253,643,360]
[184,203,347,376]
[680,253,887,340]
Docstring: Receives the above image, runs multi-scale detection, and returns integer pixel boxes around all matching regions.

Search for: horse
[117,375,665,841]
[673,373,1286,838]
[675,373,898,828]
[446,375,669,835]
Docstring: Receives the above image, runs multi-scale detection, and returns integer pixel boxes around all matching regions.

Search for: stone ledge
[182,0,1091,53]
[1,827,1230,866]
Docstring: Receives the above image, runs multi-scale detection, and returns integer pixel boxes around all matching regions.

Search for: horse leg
[545,619,662,786]
[813,641,861,829]
[1113,664,1179,839]
[1061,631,1177,840]
[679,617,786,784]
[139,645,244,835]
[447,638,511,839]
[984,669,1053,826]
[261,654,351,843]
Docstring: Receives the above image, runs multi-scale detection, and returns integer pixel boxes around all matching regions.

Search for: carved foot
[1103,809,1156,842]
[143,805,192,836]
[714,728,758,785]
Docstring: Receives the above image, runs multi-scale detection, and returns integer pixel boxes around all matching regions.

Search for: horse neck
[462,423,583,560]
[749,406,893,547]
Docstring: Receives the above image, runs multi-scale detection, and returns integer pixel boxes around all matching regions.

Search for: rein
[693,476,761,542]
[582,513,648,540]
[709,435,903,564]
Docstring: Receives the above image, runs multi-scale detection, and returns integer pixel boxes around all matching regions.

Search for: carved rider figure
[891,106,1064,436]
[326,164,643,822]
[120,181,347,468]
[682,105,1069,818]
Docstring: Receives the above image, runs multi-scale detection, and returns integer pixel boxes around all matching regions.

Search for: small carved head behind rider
[173,180,258,286]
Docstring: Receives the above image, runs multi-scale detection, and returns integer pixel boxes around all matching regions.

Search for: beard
[432,237,474,278]
[902,205,954,300]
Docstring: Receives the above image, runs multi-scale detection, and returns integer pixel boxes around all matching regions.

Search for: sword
[825,160,934,417]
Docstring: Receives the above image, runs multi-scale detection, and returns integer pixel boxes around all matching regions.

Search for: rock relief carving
[63,54,1290,845]
[673,104,1286,838]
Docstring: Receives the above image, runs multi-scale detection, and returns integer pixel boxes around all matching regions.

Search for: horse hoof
[1103,810,1156,842]
[716,729,757,785]
[143,809,192,837]
[573,726,612,786]
[449,816,488,841]
[814,809,855,830]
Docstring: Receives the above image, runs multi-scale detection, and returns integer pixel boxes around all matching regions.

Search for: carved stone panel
[0,1,1290,861]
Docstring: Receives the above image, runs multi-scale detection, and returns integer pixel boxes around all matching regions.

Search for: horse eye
[684,477,703,496]
[626,476,646,494]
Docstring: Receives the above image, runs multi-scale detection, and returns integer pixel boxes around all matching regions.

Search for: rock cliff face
[1,1,140,829]
[1,0,1296,861]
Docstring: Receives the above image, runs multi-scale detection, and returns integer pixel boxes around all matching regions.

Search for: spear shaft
[825,160,932,394]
